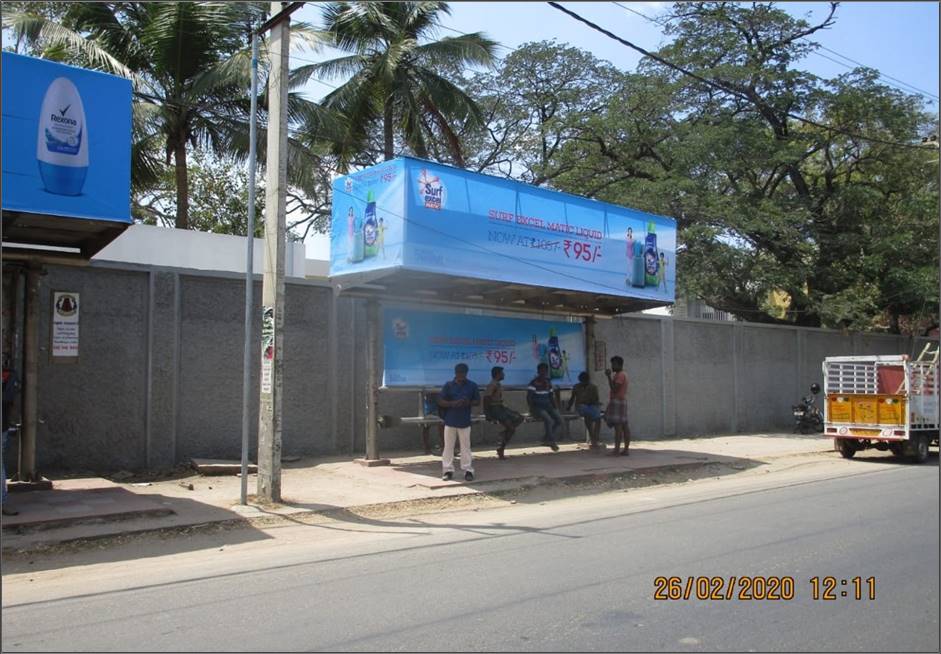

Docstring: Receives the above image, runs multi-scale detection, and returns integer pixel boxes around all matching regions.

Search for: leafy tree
[461,4,938,334]
[135,149,265,236]
[134,146,334,240]
[462,41,622,184]
[297,1,498,167]
[3,2,333,230]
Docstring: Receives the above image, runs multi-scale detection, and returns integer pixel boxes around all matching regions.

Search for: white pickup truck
[823,353,939,463]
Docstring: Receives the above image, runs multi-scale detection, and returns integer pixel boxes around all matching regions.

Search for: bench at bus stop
[378,389,602,455]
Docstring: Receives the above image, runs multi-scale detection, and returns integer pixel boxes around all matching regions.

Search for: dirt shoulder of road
[1,449,843,561]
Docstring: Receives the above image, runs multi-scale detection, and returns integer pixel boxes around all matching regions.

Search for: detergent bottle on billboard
[363,190,378,258]
[352,211,365,262]
[547,328,563,379]
[631,238,645,288]
[37,77,89,196]
[644,221,659,287]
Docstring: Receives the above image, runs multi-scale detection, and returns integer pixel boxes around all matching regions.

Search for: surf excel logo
[417,169,445,210]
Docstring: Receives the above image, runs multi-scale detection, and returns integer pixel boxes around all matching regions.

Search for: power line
[610,1,939,101]
[814,43,939,101]
[549,2,929,151]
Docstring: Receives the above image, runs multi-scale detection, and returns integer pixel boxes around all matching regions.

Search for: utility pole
[256,0,294,503]
[240,31,260,506]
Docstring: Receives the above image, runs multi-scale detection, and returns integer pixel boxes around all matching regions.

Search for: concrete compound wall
[8,262,934,473]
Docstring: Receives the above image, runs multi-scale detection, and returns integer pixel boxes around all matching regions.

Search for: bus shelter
[2,52,132,484]
[328,157,677,463]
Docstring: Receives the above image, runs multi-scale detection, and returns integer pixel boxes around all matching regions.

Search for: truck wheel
[910,435,929,464]
[836,438,857,459]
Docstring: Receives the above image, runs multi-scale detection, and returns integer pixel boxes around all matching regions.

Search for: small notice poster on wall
[52,292,80,358]
[260,306,274,394]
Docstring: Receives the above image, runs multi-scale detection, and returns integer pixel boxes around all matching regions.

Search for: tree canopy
[2,1,936,333]
[459,4,938,334]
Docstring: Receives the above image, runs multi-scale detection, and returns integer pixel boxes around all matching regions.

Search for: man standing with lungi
[604,356,631,456]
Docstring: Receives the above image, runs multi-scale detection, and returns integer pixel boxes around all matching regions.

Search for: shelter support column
[359,299,389,466]
[584,317,596,372]
[581,316,597,442]
[19,261,41,482]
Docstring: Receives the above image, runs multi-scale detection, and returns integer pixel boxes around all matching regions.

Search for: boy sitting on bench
[483,366,523,460]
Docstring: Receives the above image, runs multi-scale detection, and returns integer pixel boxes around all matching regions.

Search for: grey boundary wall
[6,262,935,473]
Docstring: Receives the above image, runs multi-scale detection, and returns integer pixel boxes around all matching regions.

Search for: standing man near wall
[604,356,631,456]
[438,363,480,482]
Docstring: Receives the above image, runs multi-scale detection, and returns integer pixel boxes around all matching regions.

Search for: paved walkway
[1,433,834,552]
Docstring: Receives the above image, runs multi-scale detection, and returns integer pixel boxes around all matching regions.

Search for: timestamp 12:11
[810,576,876,600]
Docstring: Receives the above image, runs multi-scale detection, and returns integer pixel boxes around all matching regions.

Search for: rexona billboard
[383,306,586,388]
[2,52,132,226]
[330,157,676,304]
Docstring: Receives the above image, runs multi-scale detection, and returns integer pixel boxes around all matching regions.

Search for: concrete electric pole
[256,1,295,503]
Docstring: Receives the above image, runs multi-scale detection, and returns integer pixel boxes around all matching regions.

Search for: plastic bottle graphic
[37,77,88,196]
[644,221,659,286]
[631,239,645,287]
[352,213,365,262]
[547,328,563,379]
[363,190,378,258]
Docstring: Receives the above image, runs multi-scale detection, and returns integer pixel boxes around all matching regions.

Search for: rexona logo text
[417,169,445,210]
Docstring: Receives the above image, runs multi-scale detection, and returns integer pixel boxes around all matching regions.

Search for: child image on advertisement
[378,217,386,258]
[625,226,634,287]
[658,252,668,292]
[346,207,355,261]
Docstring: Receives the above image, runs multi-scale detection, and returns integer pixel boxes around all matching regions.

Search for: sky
[289,1,940,259]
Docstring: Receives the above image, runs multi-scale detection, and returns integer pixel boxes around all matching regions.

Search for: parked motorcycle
[793,383,824,434]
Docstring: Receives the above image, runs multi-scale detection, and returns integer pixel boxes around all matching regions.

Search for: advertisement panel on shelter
[329,159,405,276]
[1,52,132,223]
[383,307,586,388]
[401,158,676,303]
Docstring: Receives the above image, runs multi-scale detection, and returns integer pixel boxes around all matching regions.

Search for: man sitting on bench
[483,366,524,460]
[566,371,603,448]
[528,363,561,451]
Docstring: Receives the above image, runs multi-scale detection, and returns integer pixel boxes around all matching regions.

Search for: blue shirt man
[439,367,480,428]
[438,363,480,481]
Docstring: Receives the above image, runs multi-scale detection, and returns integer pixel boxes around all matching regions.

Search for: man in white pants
[437,363,480,482]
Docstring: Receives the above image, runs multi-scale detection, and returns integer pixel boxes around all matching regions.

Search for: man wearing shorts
[604,356,631,456]
[566,371,603,448]
[483,366,523,460]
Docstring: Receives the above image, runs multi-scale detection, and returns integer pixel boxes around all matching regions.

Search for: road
[2,456,939,652]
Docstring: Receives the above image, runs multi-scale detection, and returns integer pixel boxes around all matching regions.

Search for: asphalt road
[2,458,939,652]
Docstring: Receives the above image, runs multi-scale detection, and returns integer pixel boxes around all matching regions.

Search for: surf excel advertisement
[1,52,132,224]
[329,157,676,303]
[382,307,586,388]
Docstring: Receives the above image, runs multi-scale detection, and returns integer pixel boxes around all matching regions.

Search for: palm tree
[299,1,498,167]
[4,2,331,229]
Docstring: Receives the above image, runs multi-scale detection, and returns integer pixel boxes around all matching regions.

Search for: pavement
[0,432,835,552]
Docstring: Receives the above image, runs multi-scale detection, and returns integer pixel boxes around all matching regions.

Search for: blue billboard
[383,307,586,388]
[330,157,676,303]
[1,52,132,223]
